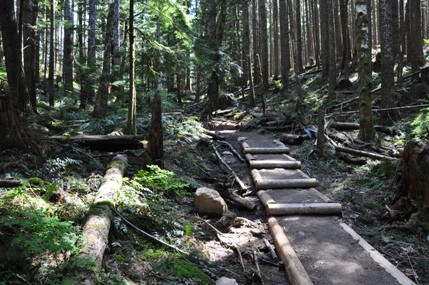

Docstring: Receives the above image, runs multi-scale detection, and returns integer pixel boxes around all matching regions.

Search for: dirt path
[222,130,415,285]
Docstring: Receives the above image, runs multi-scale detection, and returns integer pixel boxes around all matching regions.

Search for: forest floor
[1,67,429,284]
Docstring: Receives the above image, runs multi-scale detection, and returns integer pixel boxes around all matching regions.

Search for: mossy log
[73,154,128,285]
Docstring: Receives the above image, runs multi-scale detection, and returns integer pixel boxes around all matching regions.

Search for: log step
[268,217,314,285]
[242,142,290,154]
[249,159,301,169]
[251,169,318,190]
[265,203,343,216]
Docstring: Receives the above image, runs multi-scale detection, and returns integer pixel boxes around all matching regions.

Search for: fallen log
[334,145,396,161]
[49,135,144,151]
[327,104,429,116]
[225,191,257,210]
[280,133,309,145]
[0,179,22,187]
[268,217,314,285]
[265,203,343,216]
[330,122,397,135]
[71,154,128,285]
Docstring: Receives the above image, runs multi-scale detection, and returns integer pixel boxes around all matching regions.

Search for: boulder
[216,277,239,285]
[195,187,227,217]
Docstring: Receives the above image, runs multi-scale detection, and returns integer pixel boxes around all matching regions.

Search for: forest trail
[225,131,416,285]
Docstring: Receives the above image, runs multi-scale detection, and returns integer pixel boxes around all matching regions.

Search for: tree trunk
[252,0,261,86]
[397,0,405,85]
[409,0,424,72]
[356,1,375,141]
[93,2,115,118]
[204,0,227,116]
[147,8,164,168]
[280,0,290,91]
[126,0,137,135]
[148,90,164,167]
[272,0,280,79]
[0,0,34,150]
[48,0,55,107]
[320,0,329,79]
[259,0,269,90]
[87,0,97,105]
[295,0,303,74]
[340,0,351,74]
[22,0,38,112]
[379,0,396,122]
[328,0,336,95]
[78,0,87,110]
[313,0,320,66]
[63,0,74,96]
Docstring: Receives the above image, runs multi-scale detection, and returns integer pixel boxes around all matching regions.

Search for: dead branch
[263,238,278,261]
[112,208,188,256]
[212,144,248,192]
[216,140,245,162]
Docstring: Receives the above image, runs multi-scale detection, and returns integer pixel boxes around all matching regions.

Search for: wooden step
[249,159,301,169]
[265,203,343,216]
[251,169,318,189]
[242,142,290,154]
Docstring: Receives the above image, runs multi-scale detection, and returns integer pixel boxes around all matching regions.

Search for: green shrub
[134,165,189,194]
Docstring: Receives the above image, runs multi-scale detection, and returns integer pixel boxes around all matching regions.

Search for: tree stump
[401,141,429,207]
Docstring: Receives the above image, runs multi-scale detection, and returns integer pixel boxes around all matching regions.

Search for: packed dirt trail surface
[222,130,416,285]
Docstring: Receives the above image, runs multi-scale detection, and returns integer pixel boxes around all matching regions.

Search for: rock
[195,187,227,217]
[216,277,239,285]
